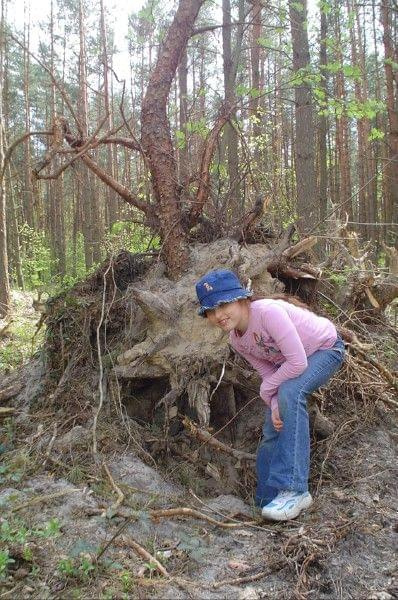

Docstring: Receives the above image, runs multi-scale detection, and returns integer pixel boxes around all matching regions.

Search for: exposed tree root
[182,416,256,461]
[150,507,257,529]
[102,462,125,517]
[213,560,284,589]
[119,534,170,578]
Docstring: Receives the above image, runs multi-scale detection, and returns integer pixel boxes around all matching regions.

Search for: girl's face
[205,299,250,334]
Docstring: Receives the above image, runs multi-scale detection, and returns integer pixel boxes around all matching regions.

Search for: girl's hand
[272,407,283,431]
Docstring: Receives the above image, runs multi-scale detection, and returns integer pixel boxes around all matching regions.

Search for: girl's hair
[249,294,310,311]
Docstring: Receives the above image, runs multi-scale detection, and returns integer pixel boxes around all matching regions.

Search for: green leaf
[368,127,385,141]
[291,1,304,12]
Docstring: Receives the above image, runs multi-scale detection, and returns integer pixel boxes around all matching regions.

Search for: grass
[0,291,45,373]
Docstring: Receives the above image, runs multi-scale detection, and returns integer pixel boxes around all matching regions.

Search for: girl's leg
[256,408,279,507]
[266,339,345,493]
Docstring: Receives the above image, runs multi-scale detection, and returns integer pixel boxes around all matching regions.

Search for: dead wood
[182,416,256,460]
[120,534,170,578]
[0,407,15,416]
[150,507,257,529]
[0,384,23,402]
[347,343,398,397]
[213,560,285,588]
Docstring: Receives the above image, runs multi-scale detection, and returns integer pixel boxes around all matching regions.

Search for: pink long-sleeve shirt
[229,299,337,411]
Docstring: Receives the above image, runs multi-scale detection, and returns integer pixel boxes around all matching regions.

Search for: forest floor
[0,290,397,600]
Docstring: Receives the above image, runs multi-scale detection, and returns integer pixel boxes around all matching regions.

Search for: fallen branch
[102,462,125,516]
[121,534,170,578]
[0,407,15,417]
[11,489,79,513]
[42,422,58,467]
[150,507,257,529]
[0,384,23,402]
[213,560,284,588]
[347,343,398,397]
[182,416,255,461]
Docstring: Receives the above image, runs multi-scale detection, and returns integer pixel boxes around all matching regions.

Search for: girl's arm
[259,304,308,402]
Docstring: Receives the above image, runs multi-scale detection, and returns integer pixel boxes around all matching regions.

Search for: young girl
[195,269,345,521]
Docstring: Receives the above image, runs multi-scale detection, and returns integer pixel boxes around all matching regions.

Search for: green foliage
[0,549,15,579]
[368,127,385,141]
[120,570,135,592]
[291,1,304,12]
[0,516,63,581]
[18,224,54,290]
[0,303,44,372]
[57,556,97,580]
[35,518,61,539]
[106,221,159,255]
[236,83,262,98]
[384,57,398,71]
[175,129,186,149]
[186,118,209,138]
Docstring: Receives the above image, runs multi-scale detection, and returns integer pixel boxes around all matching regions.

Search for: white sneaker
[261,490,313,521]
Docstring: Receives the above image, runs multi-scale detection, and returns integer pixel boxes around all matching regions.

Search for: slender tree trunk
[250,0,262,166]
[49,0,66,278]
[318,7,328,236]
[381,0,398,247]
[23,12,34,230]
[78,0,93,270]
[288,0,318,233]
[333,5,353,222]
[178,47,189,200]
[0,0,10,316]
[222,0,244,216]
[100,0,117,232]
[141,0,205,279]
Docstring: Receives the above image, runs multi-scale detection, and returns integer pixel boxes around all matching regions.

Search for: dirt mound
[0,241,397,598]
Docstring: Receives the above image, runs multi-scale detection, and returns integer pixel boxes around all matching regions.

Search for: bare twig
[0,407,15,417]
[150,507,257,529]
[102,462,125,516]
[93,259,113,457]
[121,535,170,577]
[213,561,284,588]
[11,489,79,513]
[182,416,256,461]
[42,422,58,467]
[347,343,398,397]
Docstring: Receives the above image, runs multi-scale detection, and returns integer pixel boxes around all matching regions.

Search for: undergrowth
[0,291,44,373]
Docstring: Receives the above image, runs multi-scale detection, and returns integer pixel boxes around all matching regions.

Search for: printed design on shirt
[253,332,283,363]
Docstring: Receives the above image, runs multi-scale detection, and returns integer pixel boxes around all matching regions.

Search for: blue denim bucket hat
[195,269,253,316]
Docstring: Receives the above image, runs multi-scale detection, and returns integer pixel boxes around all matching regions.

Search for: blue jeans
[256,336,345,508]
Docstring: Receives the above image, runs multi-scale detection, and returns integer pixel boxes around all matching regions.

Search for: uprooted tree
[18,0,396,455]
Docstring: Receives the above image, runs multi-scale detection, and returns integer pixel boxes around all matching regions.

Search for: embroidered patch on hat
[203,282,213,291]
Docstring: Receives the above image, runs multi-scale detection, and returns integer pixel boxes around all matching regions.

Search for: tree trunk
[23,16,34,230]
[318,7,328,237]
[178,47,189,199]
[78,0,94,270]
[222,0,244,217]
[333,5,353,222]
[0,0,9,317]
[381,0,398,248]
[99,0,117,231]
[288,0,318,233]
[141,0,205,279]
[250,0,262,166]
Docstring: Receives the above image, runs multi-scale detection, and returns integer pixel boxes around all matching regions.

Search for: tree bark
[0,0,10,317]
[318,7,328,237]
[288,0,318,233]
[141,0,205,279]
[381,0,398,248]
[333,4,353,222]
